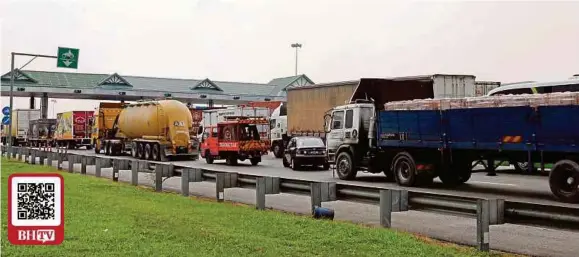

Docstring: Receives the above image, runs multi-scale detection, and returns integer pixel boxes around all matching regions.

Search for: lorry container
[270,75,477,158]
[54,110,94,149]
[27,118,57,147]
[5,109,41,146]
[323,77,579,203]
[94,100,199,161]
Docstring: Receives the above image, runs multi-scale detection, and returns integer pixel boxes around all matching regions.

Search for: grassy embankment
[1,158,510,257]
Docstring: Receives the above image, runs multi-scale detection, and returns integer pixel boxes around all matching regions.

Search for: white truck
[270,103,288,158]
[6,109,41,146]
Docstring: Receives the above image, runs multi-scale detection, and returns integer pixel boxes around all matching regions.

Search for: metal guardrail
[2,145,579,252]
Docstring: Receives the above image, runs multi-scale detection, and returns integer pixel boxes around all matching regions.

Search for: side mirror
[323,113,332,133]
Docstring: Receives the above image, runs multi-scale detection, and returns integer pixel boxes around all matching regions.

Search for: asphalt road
[64,149,577,208]
[26,155,579,257]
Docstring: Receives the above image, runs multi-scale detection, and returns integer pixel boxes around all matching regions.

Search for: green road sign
[57,47,79,69]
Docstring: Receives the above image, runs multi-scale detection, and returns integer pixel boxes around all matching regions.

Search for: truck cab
[270,103,288,158]
[200,116,270,166]
[325,100,382,180]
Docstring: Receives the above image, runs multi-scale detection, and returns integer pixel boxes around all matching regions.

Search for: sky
[1,0,579,117]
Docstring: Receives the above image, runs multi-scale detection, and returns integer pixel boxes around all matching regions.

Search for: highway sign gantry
[57,47,79,69]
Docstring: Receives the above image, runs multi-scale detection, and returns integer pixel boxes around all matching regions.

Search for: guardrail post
[489,199,505,225]
[181,168,203,196]
[131,160,142,186]
[95,158,102,177]
[22,148,28,163]
[80,156,88,175]
[380,190,393,228]
[46,152,53,166]
[38,151,46,165]
[57,153,63,170]
[309,182,336,214]
[112,159,121,182]
[30,150,36,165]
[255,177,280,210]
[67,154,76,173]
[477,199,490,252]
[310,182,322,214]
[216,173,225,202]
[154,164,163,192]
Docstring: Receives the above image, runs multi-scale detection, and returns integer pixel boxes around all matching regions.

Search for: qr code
[17,183,56,220]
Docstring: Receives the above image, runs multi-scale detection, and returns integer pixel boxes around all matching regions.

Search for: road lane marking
[470,181,518,187]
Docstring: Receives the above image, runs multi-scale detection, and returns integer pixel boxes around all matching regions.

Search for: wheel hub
[338,158,350,174]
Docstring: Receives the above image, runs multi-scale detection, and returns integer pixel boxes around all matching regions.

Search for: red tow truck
[200,116,270,166]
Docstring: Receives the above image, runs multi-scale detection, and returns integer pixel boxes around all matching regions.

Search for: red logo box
[7,173,64,245]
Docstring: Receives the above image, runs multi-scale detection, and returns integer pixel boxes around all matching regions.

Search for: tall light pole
[291,43,302,76]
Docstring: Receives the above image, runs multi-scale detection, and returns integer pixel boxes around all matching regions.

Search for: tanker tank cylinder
[117,100,193,148]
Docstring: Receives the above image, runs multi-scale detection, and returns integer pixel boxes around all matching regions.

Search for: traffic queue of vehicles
[2,74,578,204]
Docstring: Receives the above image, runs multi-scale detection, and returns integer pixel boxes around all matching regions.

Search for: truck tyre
[131,142,137,158]
[250,158,260,166]
[226,155,238,166]
[336,151,357,180]
[144,143,152,160]
[549,159,579,203]
[205,150,214,164]
[392,152,417,186]
[105,141,111,155]
[137,143,145,159]
[439,159,472,186]
[152,144,161,161]
[273,143,284,158]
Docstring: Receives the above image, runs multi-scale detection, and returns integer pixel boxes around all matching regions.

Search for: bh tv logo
[7,173,65,245]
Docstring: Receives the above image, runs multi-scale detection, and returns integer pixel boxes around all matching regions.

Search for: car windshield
[298,138,324,147]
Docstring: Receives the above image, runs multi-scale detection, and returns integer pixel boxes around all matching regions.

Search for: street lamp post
[291,43,302,76]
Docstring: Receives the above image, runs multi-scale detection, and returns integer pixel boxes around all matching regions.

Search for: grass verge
[2,158,507,257]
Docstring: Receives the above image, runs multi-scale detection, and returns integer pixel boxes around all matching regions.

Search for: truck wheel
[273,143,284,158]
[105,142,111,155]
[226,155,238,166]
[137,143,145,159]
[336,151,357,180]
[205,151,214,164]
[152,144,161,161]
[131,142,137,158]
[392,152,417,186]
[549,159,579,203]
[439,160,472,186]
[144,143,152,160]
[250,158,260,166]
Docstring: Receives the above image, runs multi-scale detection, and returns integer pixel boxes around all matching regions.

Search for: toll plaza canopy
[0,69,315,105]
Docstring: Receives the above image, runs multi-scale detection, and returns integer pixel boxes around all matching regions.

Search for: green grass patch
[1,158,507,257]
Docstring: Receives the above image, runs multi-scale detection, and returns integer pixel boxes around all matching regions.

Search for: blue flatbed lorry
[324,78,579,203]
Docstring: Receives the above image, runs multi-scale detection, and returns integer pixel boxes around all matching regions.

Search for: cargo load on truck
[323,76,579,203]
[4,109,41,146]
[93,100,199,161]
[54,110,94,149]
[198,105,271,142]
[28,118,57,147]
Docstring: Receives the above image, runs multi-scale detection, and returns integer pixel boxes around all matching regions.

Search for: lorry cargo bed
[378,105,579,153]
